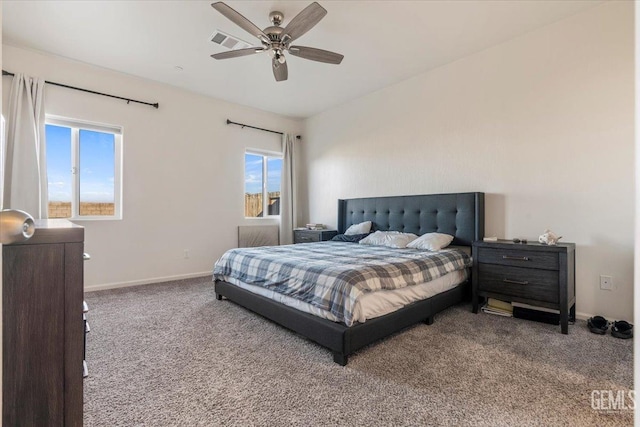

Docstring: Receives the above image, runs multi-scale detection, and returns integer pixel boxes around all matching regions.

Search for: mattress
[223,269,467,324]
[213,241,471,326]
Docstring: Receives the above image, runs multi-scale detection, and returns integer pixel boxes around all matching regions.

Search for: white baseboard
[575,312,592,321]
[84,271,213,292]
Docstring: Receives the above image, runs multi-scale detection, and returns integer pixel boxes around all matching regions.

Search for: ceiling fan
[210,1,344,82]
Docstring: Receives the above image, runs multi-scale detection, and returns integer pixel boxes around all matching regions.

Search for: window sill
[244,216,281,220]
[67,216,122,221]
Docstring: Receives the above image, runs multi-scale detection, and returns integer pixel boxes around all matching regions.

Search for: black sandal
[587,316,609,335]
[611,320,633,339]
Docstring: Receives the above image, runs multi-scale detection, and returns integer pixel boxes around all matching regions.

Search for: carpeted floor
[84,277,633,426]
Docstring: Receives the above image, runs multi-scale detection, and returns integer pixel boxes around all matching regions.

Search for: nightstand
[293,229,338,244]
[472,240,576,334]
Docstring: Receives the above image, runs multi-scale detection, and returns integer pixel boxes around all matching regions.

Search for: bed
[214,192,485,365]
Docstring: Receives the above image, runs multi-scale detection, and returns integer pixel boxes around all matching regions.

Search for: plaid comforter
[213,242,471,326]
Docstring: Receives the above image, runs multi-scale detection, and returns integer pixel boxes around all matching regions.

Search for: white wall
[301,2,634,320]
[2,44,302,290]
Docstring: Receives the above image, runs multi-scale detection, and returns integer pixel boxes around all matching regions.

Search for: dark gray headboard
[337,192,485,247]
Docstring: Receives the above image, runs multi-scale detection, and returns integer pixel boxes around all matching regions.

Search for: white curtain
[2,73,48,218]
[279,133,296,245]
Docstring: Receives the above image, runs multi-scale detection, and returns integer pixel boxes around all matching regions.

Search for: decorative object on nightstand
[538,229,562,245]
[472,239,575,334]
[305,223,325,230]
[293,228,338,243]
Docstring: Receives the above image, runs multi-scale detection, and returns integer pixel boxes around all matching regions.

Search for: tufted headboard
[337,192,485,247]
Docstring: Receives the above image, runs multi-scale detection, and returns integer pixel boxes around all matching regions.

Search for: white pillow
[344,221,372,236]
[406,232,454,251]
[359,231,418,249]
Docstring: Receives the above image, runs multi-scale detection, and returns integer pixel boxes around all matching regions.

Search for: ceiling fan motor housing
[266,10,286,46]
[264,26,283,43]
[210,2,343,82]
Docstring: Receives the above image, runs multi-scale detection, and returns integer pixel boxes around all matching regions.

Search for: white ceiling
[3,1,600,119]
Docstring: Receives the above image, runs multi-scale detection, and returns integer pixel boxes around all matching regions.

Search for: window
[244,151,282,218]
[45,117,122,219]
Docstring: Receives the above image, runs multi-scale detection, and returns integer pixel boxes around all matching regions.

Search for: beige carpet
[84,277,633,426]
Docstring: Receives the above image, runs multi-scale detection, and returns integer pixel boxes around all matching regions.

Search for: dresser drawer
[294,231,321,243]
[478,264,559,303]
[476,247,558,270]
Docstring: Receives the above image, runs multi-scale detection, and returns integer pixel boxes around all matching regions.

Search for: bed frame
[215,192,485,365]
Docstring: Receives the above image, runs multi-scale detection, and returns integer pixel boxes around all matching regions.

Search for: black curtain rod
[2,70,159,109]
[226,119,301,139]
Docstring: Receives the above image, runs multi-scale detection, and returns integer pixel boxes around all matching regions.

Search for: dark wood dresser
[3,219,84,426]
[293,229,338,244]
[472,239,575,334]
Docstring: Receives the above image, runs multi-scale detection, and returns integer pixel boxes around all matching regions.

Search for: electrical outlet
[183,249,190,259]
[600,275,613,291]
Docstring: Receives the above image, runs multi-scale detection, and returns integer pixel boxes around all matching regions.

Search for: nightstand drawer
[477,247,558,270]
[478,264,559,303]
[293,229,337,244]
[294,232,320,243]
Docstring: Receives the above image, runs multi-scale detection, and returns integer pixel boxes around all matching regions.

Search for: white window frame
[244,149,282,219]
[46,115,123,220]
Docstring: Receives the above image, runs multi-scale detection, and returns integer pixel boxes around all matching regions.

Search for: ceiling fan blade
[272,59,288,82]
[211,2,269,44]
[281,2,327,44]
[288,46,344,64]
[211,47,264,60]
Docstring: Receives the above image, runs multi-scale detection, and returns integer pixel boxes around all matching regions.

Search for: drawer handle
[503,278,529,285]
[502,255,529,261]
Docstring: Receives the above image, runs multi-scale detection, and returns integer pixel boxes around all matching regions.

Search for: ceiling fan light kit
[210,1,344,82]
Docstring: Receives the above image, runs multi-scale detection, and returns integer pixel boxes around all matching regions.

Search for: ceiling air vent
[210,30,252,50]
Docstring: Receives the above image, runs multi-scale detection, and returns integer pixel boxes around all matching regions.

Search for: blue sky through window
[79,129,115,203]
[245,153,281,194]
[244,153,263,194]
[267,157,282,193]
[46,124,115,203]
[46,125,72,202]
